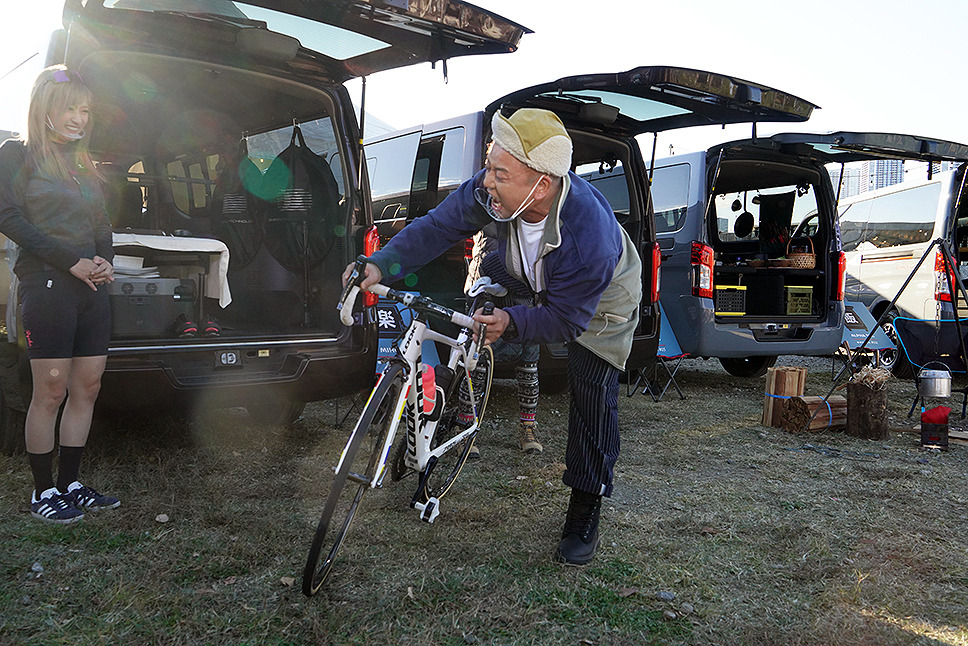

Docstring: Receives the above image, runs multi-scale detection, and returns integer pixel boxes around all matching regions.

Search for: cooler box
[108,277,196,338]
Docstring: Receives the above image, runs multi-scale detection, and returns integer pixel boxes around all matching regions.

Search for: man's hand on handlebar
[472,306,509,346]
[341,261,383,290]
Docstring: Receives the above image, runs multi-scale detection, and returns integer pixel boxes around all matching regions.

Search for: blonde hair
[26,65,100,183]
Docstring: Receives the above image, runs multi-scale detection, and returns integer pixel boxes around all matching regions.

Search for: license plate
[215,349,242,369]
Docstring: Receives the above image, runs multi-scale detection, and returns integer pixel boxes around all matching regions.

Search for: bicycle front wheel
[421,344,494,501]
[302,362,406,596]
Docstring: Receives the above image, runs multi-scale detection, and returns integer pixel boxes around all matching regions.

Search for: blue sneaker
[64,481,121,511]
[31,487,84,524]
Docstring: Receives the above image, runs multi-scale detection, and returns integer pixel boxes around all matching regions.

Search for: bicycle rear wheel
[302,362,406,596]
[420,344,493,501]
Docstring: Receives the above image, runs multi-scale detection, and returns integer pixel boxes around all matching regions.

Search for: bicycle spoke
[419,344,493,501]
[302,363,406,596]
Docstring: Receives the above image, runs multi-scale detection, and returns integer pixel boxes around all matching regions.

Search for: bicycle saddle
[467,276,507,298]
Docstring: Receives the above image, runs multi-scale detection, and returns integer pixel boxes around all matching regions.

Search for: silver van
[0,0,528,453]
[649,134,845,377]
[648,131,968,377]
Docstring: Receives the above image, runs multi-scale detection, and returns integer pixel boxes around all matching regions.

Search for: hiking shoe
[467,440,480,460]
[174,313,197,338]
[31,487,84,524]
[519,422,542,454]
[64,481,121,511]
[555,488,602,565]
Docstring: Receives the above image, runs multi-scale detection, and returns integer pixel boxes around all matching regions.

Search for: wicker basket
[782,237,815,269]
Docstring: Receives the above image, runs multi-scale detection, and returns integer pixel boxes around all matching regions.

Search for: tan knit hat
[490,108,572,178]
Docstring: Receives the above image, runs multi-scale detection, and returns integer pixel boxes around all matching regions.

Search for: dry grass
[1,356,967,645]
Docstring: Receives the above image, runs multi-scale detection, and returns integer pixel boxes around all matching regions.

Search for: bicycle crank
[413,497,441,523]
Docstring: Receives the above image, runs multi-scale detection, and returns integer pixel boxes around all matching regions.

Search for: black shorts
[19,271,112,360]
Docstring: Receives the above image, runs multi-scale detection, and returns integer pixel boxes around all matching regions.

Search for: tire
[538,371,568,395]
[719,355,777,378]
[246,399,306,426]
[302,362,406,596]
[420,344,493,501]
[881,312,914,378]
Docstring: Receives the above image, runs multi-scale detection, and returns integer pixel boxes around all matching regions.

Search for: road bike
[302,256,505,596]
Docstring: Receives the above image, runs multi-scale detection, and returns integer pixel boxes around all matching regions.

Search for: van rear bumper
[96,338,376,412]
[689,302,845,358]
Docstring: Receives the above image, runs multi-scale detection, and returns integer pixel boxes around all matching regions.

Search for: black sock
[56,446,85,492]
[28,451,56,497]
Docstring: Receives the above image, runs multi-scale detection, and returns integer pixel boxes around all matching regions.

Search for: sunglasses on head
[50,70,84,85]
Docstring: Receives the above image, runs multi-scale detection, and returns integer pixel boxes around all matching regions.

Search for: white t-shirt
[516,216,546,292]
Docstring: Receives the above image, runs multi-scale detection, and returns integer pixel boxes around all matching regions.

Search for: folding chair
[893,316,968,418]
[642,304,688,402]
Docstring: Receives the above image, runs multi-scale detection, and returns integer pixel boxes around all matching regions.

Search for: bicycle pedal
[414,497,440,523]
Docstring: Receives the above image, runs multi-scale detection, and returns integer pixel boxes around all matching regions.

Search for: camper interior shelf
[111,233,232,307]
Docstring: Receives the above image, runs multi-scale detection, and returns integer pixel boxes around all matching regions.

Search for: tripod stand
[803,237,968,431]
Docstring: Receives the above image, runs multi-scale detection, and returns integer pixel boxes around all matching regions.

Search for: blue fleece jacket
[369,170,642,369]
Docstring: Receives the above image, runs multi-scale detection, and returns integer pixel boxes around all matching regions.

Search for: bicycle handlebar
[337,255,476,330]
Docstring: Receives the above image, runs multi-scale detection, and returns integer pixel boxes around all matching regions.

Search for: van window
[713,183,819,254]
[246,115,343,192]
[651,162,690,233]
[364,130,422,221]
[577,161,630,221]
[862,182,941,248]
[167,154,218,215]
[437,126,467,191]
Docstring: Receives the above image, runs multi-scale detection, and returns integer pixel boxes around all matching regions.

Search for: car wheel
[246,400,306,426]
[881,312,914,379]
[538,372,568,395]
[719,355,777,378]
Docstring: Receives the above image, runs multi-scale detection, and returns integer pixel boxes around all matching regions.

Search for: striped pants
[564,342,620,497]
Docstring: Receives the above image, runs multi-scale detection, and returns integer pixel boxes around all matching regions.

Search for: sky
[3,0,968,157]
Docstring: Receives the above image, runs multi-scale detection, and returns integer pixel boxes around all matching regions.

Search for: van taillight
[935,249,956,303]
[649,241,661,303]
[363,225,380,307]
[835,251,846,301]
[690,241,714,299]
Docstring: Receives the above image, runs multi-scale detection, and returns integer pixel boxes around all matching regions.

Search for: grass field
[1,356,967,645]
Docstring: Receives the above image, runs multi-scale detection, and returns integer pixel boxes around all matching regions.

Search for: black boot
[555,488,602,565]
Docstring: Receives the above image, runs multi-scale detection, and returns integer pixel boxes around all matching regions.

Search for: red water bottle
[421,364,436,415]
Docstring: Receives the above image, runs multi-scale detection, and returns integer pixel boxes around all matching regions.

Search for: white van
[837,161,968,374]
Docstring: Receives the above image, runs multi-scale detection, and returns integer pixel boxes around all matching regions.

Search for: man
[345,107,642,565]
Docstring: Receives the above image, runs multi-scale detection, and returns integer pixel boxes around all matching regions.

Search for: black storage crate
[108,277,196,339]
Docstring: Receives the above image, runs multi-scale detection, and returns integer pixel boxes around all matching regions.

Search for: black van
[0,0,529,452]
[364,67,819,386]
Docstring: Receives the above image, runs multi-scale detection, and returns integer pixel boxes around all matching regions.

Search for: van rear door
[63,0,531,81]
[484,67,819,369]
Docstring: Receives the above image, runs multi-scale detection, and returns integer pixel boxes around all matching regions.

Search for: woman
[0,66,119,524]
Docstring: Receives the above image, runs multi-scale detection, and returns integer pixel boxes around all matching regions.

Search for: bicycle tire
[420,344,493,501]
[302,361,407,596]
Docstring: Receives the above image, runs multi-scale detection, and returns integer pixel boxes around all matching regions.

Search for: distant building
[830,159,908,199]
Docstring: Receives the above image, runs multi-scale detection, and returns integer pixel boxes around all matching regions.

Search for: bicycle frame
[333,287,485,494]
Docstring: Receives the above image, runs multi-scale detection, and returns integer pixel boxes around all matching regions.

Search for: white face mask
[474,174,546,223]
[46,115,86,141]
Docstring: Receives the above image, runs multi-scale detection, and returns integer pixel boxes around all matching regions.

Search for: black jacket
[0,139,113,278]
